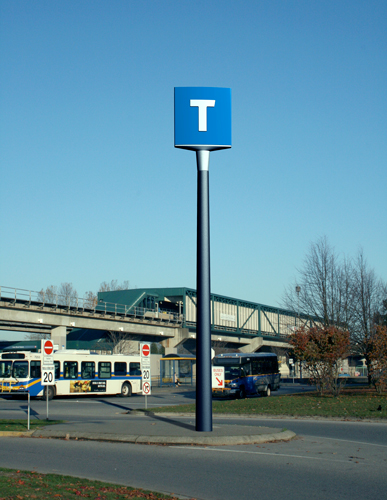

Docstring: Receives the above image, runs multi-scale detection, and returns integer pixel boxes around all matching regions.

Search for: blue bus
[212,352,280,399]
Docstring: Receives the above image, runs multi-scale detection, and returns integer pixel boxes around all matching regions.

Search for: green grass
[0,419,62,432]
[150,389,387,419]
[0,468,192,500]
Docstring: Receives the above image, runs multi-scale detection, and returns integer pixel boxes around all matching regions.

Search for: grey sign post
[174,87,232,432]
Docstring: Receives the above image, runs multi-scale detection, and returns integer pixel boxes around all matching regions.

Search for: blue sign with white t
[174,87,232,151]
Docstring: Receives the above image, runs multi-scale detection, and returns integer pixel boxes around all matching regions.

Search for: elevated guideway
[98,287,313,354]
[1,286,310,354]
[0,286,182,348]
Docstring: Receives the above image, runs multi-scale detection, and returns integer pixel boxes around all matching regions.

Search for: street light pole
[196,150,212,432]
[174,87,232,432]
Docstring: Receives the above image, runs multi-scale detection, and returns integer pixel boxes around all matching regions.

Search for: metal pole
[27,391,30,430]
[195,150,212,432]
[296,286,302,381]
[46,388,49,420]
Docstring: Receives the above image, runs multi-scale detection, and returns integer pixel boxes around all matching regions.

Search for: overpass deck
[0,286,182,336]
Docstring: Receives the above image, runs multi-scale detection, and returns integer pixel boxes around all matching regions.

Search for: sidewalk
[29,411,295,445]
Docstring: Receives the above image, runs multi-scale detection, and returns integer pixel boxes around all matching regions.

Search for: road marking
[171,447,349,463]
[306,435,387,448]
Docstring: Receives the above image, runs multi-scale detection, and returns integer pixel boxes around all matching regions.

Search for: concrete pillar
[160,328,190,355]
[51,326,67,350]
[239,337,263,353]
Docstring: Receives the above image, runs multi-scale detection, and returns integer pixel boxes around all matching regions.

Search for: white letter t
[190,99,215,132]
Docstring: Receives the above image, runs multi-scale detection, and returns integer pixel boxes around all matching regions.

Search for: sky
[1,1,386,340]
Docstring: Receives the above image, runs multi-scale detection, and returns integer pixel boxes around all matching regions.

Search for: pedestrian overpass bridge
[0,286,307,354]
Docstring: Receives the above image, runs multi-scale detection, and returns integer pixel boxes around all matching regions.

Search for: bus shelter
[160,354,196,386]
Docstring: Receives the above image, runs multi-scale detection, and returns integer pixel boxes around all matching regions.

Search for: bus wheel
[264,386,271,397]
[121,382,132,397]
[237,386,246,399]
[43,386,55,400]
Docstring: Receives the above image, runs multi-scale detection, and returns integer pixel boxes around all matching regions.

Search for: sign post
[175,87,232,432]
[41,339,55,420]
[140,343,151,409]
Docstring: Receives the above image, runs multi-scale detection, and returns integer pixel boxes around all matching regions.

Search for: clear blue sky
[1,1,386,340]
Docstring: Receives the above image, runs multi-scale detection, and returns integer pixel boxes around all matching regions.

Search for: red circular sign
[143,382,151,394]
[142,344,150,357]
[44,340,54,355]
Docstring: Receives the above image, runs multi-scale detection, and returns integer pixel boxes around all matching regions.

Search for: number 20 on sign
[41,367,55,386]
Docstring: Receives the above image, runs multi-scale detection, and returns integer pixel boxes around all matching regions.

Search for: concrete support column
[51,326,67,350]
[239,337,263,353]
[160,328,190,355]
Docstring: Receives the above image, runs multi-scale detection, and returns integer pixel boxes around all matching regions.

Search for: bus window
[54,361,60,380]
[30,361,41,378]
[64,361,78,379]
[241,363,252,376]
[0,361,12,378]
[98,362,111,379]
[268,358,278,373]
[252,360,263,374]
[129,362,141,376]
[81,362,95,379]
[13,361,28,379]
[114,362,126,376]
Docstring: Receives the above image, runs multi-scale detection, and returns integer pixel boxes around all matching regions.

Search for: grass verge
[0,419,62,432]
[0,468,193,500]
[150,389,387,419]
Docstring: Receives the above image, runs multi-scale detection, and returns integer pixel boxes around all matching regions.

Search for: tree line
[31,280,131,350]
[284,236,387,394]
[37,279,130,308]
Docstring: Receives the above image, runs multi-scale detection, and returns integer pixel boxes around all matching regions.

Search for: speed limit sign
[42,367,55,386]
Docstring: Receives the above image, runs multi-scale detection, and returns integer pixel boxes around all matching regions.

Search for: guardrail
[0,286,183,324]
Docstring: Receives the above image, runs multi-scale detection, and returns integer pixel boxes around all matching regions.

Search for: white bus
[0,349,142,399]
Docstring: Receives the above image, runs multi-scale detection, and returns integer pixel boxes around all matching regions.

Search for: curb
[147,412,387,423]
[29,429,296,446]
[0,430,34,437]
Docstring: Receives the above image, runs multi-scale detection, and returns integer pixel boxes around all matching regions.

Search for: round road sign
[43,340,54,355]
[141,344,150,357]
[143,382,151,395]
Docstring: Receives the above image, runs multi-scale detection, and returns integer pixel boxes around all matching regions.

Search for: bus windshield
[224,366,241,380]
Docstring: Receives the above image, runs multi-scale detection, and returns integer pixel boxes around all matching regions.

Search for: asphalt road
[1,387,386,500]
[1,420,386,500]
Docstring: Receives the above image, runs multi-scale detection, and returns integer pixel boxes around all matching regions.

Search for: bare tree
[57,282,78,307]
[284,239,386,387]
[283,236,355,328]
[84,280,130,309]
[211,340,239,355]
[98,280,130,293]
[350,251,385,384]
[105,331,138,354]
[84,290,98,309]
[37,285,58,305]
[37,283,78,307]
